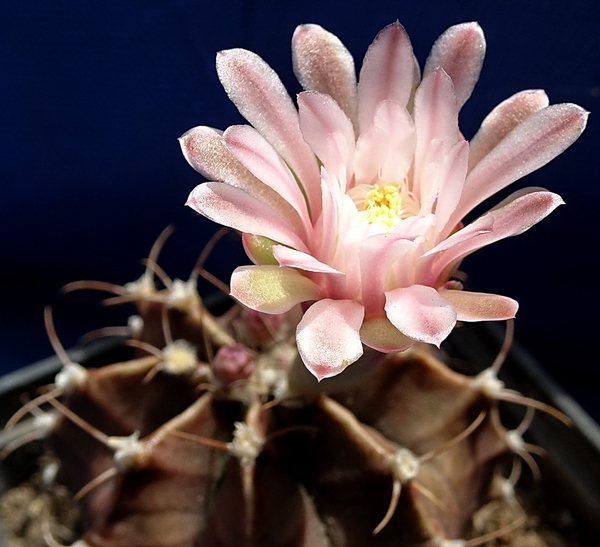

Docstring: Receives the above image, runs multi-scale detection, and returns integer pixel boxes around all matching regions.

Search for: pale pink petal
[352,130,382,188]
[179,126,225,178]
[292,24,358,128]
[335,222,371,298]
[231,266,321,313]
[414,67,459,144]
[413,138,446,208]
[216,48,322,216]
[415,210,491,285]
[452,103,588,225]
[412,68,463,191]
[423,22,486,110]
[360,316,414,353]
[375,101,417,183]
[179,126,303,228]
[223,125,311,229]
[420,189,564,284]
[313,170,364,289]
[272,245,343,274]
[392,215,436,239]
[468,90,549,170]
[421,214,493,259]
[390,236,425,287]
[413,68,460,180]
[440,289,518,321]
[298,91,356,184]
[186,182,307,251]
[385,284,457,346]
[359,234,416,314]
[296,299,365,380]
[313,179,363,303]
[354,100,416,186]
[315,167,341,262]
[357,21,416,132]
[433,140,469,232]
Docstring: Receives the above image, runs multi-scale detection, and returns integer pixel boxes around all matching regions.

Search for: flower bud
[213,343,255,385]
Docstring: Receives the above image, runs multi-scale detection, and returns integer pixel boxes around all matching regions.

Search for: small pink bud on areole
[213,344,255,385]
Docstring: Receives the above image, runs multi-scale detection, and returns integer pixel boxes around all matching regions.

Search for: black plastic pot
[0,325,599,546]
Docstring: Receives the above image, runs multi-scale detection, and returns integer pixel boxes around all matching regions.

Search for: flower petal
[216,48,321,216]
[179,125,225,178]
[468,89,549,170]
[298,91,356,184]
[296,299,365,380]
[359,234,416,314]
[433,140,469,233]
[440,289,518,321]
[272,245,343,274]
[385,284,457,346]
[179,126,302,226]
[414,67,459,145]
[360,316,414,353]
[357,21,416,132]
[241,234,279,266]
[354,99,416,186]
[393,215,436,240]
[452,103,588,225]
[424,22,486,110]
[223,125,311,229]
[186,182,307,251]
[315,167,342,262]
[292,24,358,128]
[420,189,564,284]
[231,266,321,313]
[413,68,461,188]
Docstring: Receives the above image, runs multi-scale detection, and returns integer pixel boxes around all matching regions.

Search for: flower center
[361,183,417,230]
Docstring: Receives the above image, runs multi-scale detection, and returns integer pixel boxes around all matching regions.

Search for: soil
[0,456,79,547]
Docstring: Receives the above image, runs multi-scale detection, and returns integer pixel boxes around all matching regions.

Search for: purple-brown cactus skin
[1,236,559,547]
[50,347,510,547]
[9,319,504,545]
[3,266,528,547]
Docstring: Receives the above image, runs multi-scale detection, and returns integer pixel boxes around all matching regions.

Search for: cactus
[0,18,586,547]
[0,233,569,547]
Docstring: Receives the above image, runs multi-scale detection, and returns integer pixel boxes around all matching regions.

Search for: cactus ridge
[2,232,559,547]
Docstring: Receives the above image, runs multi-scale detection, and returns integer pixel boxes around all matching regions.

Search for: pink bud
[213,344,255,385]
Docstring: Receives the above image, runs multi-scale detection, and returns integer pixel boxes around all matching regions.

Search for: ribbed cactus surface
[1,242,546,547]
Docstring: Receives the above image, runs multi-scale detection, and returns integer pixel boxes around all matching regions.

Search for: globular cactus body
[1,245,538,547]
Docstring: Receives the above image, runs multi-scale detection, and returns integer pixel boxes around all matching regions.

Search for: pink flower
[181,22,587,380]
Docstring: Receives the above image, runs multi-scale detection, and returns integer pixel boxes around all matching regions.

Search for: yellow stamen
[362,184,404,230]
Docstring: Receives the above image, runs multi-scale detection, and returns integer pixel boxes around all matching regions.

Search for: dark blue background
[1,1,598,418]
